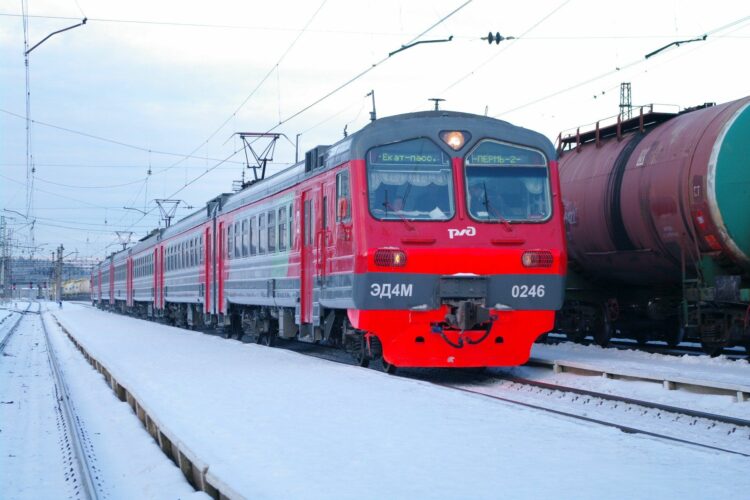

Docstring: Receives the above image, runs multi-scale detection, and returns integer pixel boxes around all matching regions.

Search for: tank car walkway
[529,343,750,401]
[50,304,750,499]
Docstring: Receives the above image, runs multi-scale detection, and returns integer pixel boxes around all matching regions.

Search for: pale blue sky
[1,0,748,260]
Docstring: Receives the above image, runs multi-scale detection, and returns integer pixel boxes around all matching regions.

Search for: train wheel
[381,359,398,375]
[351,337,370,368]
[593,315,612,347]
[258,331,275,347]
[666,326,685,348]
[701,341,724,357]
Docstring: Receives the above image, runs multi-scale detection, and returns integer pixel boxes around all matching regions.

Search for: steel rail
[501,375,750,428]
[39,306,100,500]
[442,383,750,458]
[272,340,750,457]
[0,302,32,354]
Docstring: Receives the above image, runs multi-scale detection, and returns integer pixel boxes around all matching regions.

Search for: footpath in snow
[52,304,750,499]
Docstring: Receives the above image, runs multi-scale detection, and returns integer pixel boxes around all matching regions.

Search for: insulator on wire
[483,31,515,45]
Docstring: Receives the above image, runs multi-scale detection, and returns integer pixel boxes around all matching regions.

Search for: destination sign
[372,152,446,165]
[369,138,449,166]
[468,154,526,165]
[467,141,546,166]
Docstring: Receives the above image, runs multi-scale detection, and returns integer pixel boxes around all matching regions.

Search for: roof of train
[107,110,555,254]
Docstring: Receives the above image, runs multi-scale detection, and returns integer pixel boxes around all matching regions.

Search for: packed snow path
[0,305,201,500]
[0,305,85,498]
[48,303,750,499]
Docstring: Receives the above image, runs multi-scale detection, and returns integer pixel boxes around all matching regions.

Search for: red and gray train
[92,111,567,370]
[556,96,750,354]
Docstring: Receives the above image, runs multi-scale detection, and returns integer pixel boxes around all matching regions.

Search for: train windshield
[367,138,454,221]
[465,140,551,222]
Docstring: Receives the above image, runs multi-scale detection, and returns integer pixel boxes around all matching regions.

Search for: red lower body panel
[349,307,554,368]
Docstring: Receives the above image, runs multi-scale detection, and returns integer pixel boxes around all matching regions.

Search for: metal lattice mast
[619,82,632,119]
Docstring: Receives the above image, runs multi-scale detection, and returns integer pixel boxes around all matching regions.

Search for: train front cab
[346,125,566,368]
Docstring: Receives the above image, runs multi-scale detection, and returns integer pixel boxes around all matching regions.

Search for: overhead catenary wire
[430,0,571,99]
[0,11,415,37]
[0,108,244,165]
[5,12,746,41]
[255,0,474,137]
[151,0,330,179]
[493,14,750,119]
[111,0,475,253]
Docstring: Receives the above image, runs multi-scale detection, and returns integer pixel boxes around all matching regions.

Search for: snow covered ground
[37,302,750,499]
[0,305,202,500]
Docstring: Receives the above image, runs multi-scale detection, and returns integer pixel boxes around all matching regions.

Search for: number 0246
[511,284,545,298]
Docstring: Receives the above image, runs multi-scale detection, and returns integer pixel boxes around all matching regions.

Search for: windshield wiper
[482,182,512,232]
[382,191,415,231]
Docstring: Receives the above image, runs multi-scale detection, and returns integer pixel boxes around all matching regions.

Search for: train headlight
[522,250,553,268]
[374,248,407,267]
[440,130,470,151]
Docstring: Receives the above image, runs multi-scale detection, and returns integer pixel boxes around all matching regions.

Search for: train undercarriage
[556,295,750,355]
[95,299,397,371]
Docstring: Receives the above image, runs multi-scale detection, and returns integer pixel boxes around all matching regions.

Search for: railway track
[38,307,102,500]
[276,339,750,457]
[438,373,750,457]
[0,302,32,354]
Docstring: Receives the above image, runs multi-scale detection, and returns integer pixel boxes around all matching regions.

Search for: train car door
[217,220,225,315]
[127,257,133,307]
[109,261,115,305]
[300,189,316,329]
[153,247,159,312]
[204,226,211,314]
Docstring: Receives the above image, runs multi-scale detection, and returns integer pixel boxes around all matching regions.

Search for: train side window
[336,170,351,222]
[268,210,276,253]
[322,195,328,229]
[241,219,249,257]
[227,225,233,259]
[259,213,267,254]
[304,199,313,245]
[234,222,241,259]
[278,206,287,252]
[288,203,294,249]
[250,216,257,256]
[189,239,194,267]
[200,235,204,265]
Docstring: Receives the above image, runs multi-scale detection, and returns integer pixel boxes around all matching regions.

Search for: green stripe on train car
[716,103,750,260]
